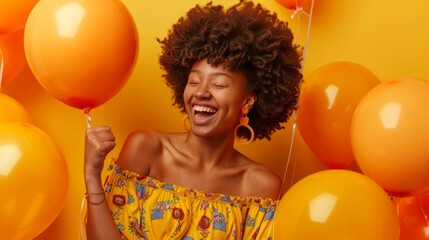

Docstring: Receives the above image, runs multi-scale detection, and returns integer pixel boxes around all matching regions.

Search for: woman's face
[183,58,254,139]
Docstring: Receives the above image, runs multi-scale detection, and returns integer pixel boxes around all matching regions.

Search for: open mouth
[193,105,218,120]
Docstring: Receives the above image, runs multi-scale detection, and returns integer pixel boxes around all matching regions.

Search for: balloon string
[81,108,91,239]
[0,49,4,92]
[419,202,429,230]
[288,144,298,187]
[84,107,92,128]
[79,195,87,240]
[278,0,315,200]
[268,0,315,236]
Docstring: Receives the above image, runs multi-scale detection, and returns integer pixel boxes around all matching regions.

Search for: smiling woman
[83,0,302,239]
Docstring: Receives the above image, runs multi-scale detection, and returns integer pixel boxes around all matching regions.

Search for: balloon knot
[84,107,91,114]
[291,6,306,19]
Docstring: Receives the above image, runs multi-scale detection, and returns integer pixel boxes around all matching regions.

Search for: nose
[195,84,211,99]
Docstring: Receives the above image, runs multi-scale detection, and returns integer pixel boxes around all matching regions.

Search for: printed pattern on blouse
[103,159,278,240]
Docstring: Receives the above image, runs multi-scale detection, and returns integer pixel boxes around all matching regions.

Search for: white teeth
[193,105,217,113]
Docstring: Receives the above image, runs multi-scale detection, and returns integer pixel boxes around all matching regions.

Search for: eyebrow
[190,69,232,79]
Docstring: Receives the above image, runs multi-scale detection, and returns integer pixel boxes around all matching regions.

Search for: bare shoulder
[117,129,164,175]
[241,160,282,200]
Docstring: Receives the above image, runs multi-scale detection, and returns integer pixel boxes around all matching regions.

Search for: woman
[84,0,302,239]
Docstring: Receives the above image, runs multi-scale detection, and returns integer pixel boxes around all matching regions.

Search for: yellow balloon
[0,122,68,239]
[0,93,32,123]
[274,170,399,240]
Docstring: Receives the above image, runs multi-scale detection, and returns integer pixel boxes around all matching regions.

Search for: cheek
[183,87,192,103]
[216,95,244,116]
[220,91,245,108]
[182,87,195,114]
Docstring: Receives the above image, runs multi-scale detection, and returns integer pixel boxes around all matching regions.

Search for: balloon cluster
[1,0,138,238]
[0,96,69,239]
[267,3,406,239]
[273,60,429,239]
[296,62,429,198]
[1,1,68,237]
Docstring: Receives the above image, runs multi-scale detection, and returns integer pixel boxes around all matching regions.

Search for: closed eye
[187,79,199,85]
[212,79,229,88]
[213,83,227,88]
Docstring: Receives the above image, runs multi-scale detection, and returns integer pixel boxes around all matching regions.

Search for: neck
[184,132,237,168]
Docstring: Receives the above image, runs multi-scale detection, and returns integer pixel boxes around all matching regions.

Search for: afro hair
[158,0,302,141]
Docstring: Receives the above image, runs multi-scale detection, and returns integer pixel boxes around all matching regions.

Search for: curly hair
[158,0,302,141]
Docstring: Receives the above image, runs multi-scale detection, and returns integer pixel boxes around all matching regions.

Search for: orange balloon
[24,0,138,109]
[0,0,39,34]
[0,122,68,239]
[416,193,429,214]
[274,170,399,240]
[351,77,429,197]
[275,0,307,10]
[0,93,32,123]
[297,62,380,168]
[0,29,27,86]
[394,195,429,240]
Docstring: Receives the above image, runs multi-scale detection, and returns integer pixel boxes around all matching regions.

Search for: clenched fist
[84,126,116,178]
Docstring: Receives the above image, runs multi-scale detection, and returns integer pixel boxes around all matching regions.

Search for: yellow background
[3,0,429,238]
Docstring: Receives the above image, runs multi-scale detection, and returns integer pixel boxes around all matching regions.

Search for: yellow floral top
[103,159,278,240]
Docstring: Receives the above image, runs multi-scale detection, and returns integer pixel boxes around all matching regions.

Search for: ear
[243,93,257,110]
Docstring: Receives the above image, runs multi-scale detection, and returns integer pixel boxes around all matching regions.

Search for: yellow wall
[3,0,429,238]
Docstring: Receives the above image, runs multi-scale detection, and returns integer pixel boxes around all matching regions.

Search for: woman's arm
[84,126,121,240]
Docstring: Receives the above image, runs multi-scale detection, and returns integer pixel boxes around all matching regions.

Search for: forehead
[190,59,247,80]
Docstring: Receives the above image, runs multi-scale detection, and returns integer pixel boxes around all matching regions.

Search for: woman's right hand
[84,126,116,178]
[84,126,122,240]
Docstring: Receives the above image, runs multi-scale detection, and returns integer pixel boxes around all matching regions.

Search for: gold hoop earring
[182,115,191,131]
[234,108,254,145]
